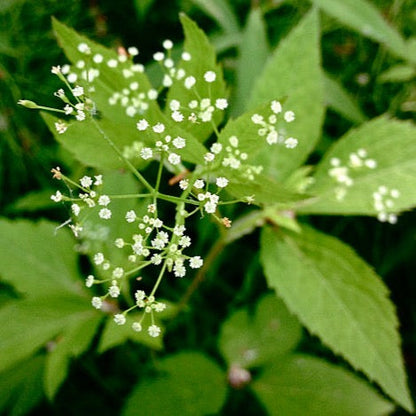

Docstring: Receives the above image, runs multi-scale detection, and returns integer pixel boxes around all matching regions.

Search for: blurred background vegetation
[1,0,416,414]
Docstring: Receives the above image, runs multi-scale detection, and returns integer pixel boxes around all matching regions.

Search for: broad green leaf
[123,352,226,416]
[249,9,324,180]
[44,314,102,399]
[0,293,95,373]
[165,14,227,142]
[98,312,163,353]
[9,189,57,213]
[323,72,366,123]
[379,64,416,83]
[298,116,416,215]
[233,8,269,116]
[310,0,410,62]
[219,294,302,368]
[252,354,395,416]
[0,219,82,298]
[0,356,45,416]
[189,0,239,35]
[260,225,413,411]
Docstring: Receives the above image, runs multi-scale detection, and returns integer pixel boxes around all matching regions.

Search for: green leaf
[249,9,324,180]
[0,293,95,373]
[8,190,58,213]
[0,219,82,298]
[189,0,239,34]
[0,356,45,416]
[379,64,416,83]
[123,352,226,416]
[299,116,416,216]
[232,8,269,116]
[252,354,395,416]
[98,312,163,353]
[44,314,102,399]
[219,294,302,368]
[310,0,410,62]
[260,225,413,411]
[165,14,227,142]
[323,72,366,123]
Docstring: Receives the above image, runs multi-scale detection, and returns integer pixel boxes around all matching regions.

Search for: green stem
[150,261,168,297]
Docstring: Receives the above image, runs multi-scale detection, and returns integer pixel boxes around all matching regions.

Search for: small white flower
[365,159,377,169]
[154,302,166,312]
[72,86,84,97]
[170,100,181,111]
[251,114,263,124]
[140,147,153,160]
[215,98,228,110]
[285,137,298,149]
[109,284,120,298]
[114,314,126,325]
[51,65,61,74]
[94,253,105,265]
[98,195,111,206]
[132,322,142,332]
[152,123,165,133]
[91,297,102,309]
[182,51,191,61]
[128,46,139,56]
[194,179,205,189]
[137,119,149,131]
[162,74,173,87]
[85,275,94,287]
[55,121,67,134]
[271,100,282,114]
[184,76,196,89]
[67,73,78,83]
[266,131,278,145]
[153,51,164,61]
[391,189,400,198]
[107,59,118,68]
[115,238,124,248]
[78,43,91,54]
[147,203,156,213]
[229,136,239,147]
[189,256,203,269]
[204,201,217,213]
[126,106,136,117]
[179,235,191,248]
[51,191,63,202]
[71,203,81,216]
[76,110,86,121]
[80,176,93,188]
[163,39,173,50]
[171,111,184,122]
[151,253,163,265]
[93,53,103,63]
[204,152,215,162]
[125,210,137,223]
[172,136,186,149]
[173,225,186,236]
[179,179,189,190]
[188,100,198,109]
[148,324,161,337]
[330,158,341,167]
[99,208,112,219]
[284,110,295,122]
[216,177,229,188]
[112,267,124,279]
[210,143,222,154]
[204,71,216,82]
[64,104,73,115]
[168,153,181,165]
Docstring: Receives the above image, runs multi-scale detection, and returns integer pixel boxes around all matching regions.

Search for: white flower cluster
[108,86,158,117]
[373,186,400,224]
[251,101,298,148]
[328,149,377,201]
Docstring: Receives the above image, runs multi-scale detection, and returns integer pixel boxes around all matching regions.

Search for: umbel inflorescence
[19,28,299,337]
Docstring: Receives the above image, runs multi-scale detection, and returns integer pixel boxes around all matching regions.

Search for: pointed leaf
[249,9,324,180]
[219,294,302,368]
[123,352,226,416]
[253,354,395,416]
[260,225,413,411]
[0,219,82,298]
[324,72,366,123]
[0,356,45,416]
[0,293,94,373]
[44,314,102,399]
[233,8,269,116]
[299,116,416,216]
[310,0,410,62]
